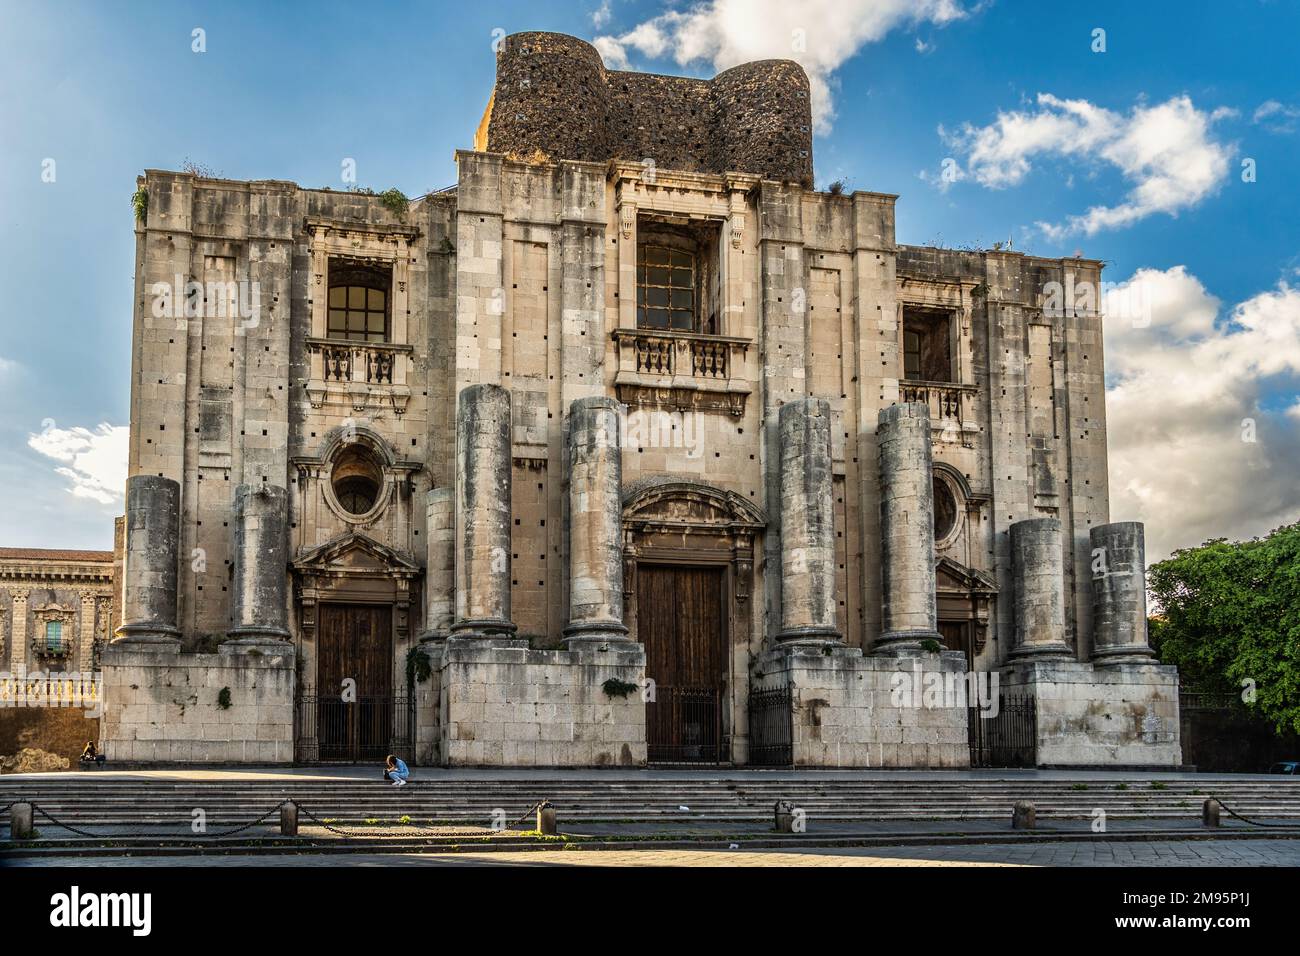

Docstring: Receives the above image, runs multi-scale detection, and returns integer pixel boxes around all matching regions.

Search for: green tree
[1149,522,1300,734]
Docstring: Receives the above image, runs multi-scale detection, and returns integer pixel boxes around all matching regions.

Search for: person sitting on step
[384,753,410,787]
[80,740,106,767]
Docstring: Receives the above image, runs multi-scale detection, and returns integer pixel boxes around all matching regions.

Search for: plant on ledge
[602,678,639,699]
[217,687,232,710]
[406,646,433,686]
[378,188,409,218]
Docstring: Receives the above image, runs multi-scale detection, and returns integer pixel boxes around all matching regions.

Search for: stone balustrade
[612,328,752,416]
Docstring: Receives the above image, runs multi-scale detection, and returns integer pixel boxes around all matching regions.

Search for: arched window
[327,263,390,342]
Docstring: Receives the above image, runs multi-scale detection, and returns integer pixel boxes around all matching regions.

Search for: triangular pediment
[936,556,998,594]
[294,531,421,578]
[623,478,766,530]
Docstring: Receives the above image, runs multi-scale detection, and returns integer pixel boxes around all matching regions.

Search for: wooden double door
[315,604,395,762]
[637,565,728,763]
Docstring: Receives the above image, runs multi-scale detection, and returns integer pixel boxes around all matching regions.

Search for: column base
[1091,645,1157,665]
[1010,642,1075,662]
[775,624,843,647]
[448,618,519,643]
[563,619,631,647]
[222,627,293,655]
[872,628,943,656]
[225,625,291,643]
[112,623,181,648]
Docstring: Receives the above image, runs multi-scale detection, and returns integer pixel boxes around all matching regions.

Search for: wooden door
[638,565,726,762]
[316,604,393,761]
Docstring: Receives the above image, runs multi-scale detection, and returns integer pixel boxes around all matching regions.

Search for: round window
[331,445,384,516]
[933,476,958,542]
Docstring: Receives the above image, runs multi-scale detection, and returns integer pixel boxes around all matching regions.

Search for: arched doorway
[622,479,765,764]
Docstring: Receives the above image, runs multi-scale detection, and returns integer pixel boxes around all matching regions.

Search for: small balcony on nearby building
[612,328,752,417]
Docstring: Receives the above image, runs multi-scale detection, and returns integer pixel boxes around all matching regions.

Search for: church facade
[103,32,1181,768]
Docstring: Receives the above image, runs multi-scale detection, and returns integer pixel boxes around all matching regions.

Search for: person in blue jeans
[384,754,410,787]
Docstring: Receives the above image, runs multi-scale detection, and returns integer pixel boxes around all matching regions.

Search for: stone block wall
[485,32,814,186]
[439,638,646,767]
[1001,660,1182,767]
[100,643,294,763]
[756,645,970,768]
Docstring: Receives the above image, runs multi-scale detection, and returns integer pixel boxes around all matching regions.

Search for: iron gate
[969,694,1037,768]
[748,684,794,767]
[647,684,726,764]
[295,694,414,764]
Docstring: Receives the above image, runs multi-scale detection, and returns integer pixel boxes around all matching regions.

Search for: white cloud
[941,93,1234,237]
[0,355,18,377]
[1103,267,1300,562]
[28,422,128,506]
[592,0,612,30]
[593,0,971,133]
[1252,99,1300,133]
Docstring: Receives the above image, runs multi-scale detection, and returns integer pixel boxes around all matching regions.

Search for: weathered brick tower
[103,31,1180,768]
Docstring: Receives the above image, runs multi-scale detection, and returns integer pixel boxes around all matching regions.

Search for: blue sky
[2,0,1298,559]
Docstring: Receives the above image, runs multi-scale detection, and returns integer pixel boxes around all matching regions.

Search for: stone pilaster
[776,398,840,644]
[10,590,28,672]
[564,396,629,645]
[114,475,181,646]
[226,483,291,646]
[78,591,97,671]
[1090,521,1156,663]
[451,384,516,640]
[420,487,455,643]
[875,402,941,652]
[1009,517,1072,659]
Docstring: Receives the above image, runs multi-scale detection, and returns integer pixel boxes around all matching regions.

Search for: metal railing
[646,685,726,764]
[294,694,414,764]
[748,684,794,767]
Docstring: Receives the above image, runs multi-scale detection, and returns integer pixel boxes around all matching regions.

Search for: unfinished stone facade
[106,31,1178,768]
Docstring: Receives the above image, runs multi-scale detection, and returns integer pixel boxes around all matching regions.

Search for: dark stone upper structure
[481,31,814,187]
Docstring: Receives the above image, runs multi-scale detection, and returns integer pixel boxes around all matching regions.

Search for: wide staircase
[4,774,1300,829]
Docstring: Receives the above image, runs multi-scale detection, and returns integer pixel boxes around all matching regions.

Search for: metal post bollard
[774,800,798,833]
[1202,798,1221,828]
[536,801,557,836]
[10,802,34,840]
[1012,800,1036,830]
[281,802,299,836]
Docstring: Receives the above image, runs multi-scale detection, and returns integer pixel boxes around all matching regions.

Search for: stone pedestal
[451,384,517,640]
[1000,658,1182,767]
[1009,517,1072,659]
[564,396,629,645]
[776,398,840,644]
[225,484,291,645]
[114,475,181,645]
[875,403,941,652]
[1090,521,1156,663]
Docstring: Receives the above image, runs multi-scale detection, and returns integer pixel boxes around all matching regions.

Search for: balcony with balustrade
[612,328,752,417]
[899,379,979,444]
[305,338,413,414]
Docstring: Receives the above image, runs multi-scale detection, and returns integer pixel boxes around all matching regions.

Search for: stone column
[776,398,840,644]
[1090,521,1156,662]
[10,590,28,672]
[226,484,291,645]
[564,396,629,645]
[876,402,941,652]
[420,488,456,643]
[114,475,181,645]
[451,384,516,640]
[1009,517,1072,659]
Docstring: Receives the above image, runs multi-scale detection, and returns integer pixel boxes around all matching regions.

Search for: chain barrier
[1208,794,1299,829]
[1,797,554,842]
